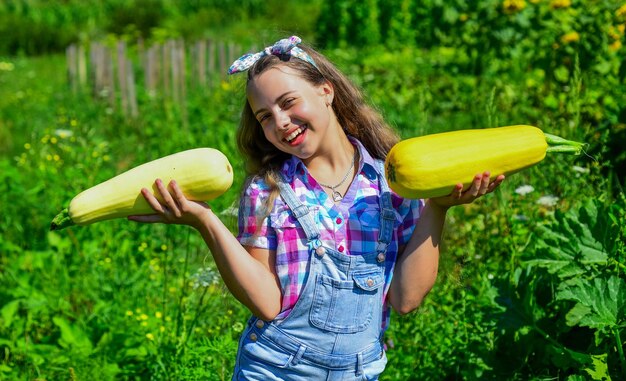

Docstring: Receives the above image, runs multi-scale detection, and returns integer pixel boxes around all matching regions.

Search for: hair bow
[227,36,317,75]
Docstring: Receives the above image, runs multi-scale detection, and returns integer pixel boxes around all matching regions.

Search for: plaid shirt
[237,138,423,331]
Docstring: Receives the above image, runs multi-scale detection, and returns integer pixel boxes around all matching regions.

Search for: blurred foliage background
[0,0,625,380]
[0,0,323,55]
[1,0,624,185]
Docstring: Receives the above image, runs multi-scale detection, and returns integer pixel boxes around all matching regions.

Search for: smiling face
[246,66,339,160]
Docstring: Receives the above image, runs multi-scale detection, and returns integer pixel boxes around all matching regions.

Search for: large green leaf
[52,316,93,356]
[0,299,20,328]
[521,200,616,280]
[556,275,626,329]
[584,353,611,381]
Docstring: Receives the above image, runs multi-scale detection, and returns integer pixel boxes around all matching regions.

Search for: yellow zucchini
[51,148,233,230]
[385,125,585,199]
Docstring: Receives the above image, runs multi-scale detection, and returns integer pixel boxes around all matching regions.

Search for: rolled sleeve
[236,178,277,250]
[394,196,425,248]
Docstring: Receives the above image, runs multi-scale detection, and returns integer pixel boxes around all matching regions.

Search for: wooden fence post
[117,41,128,115]
[179,39,188,126]
[144,45,154,95]
[218,41,226,78]
[162,42,171,99]
[78,45,87,88]
[208,39,216,85]
[89,42,100,96]
[195,40,206,87]
[127,58,138,118]
[66,44,77,93]
[170,39,179,104]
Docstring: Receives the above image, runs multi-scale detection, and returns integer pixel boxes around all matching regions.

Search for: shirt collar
[350,136,380,177]
[279,136,381,182]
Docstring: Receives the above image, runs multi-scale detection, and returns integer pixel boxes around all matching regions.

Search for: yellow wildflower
[609,40,622,51]
[618,24,625,34]
[24,143,31,150]
[550,0,571,9]
[503,0,526,13]
[126,310,134,317]
[609,26,620,40]
[146,333,154,340]
[155,312,163,319]
[617,4,626,18]
[561,32,580,44]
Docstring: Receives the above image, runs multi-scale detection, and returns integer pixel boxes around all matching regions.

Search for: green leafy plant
[493,198,626,380]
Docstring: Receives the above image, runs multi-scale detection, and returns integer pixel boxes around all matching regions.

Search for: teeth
[286,127,304,142]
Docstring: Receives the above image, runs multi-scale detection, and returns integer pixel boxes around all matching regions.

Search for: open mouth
[284,125,308,143]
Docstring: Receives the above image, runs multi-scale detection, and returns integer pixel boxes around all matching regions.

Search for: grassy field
[0,37,624,380]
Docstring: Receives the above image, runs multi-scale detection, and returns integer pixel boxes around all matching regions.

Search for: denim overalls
[233,162,396,380]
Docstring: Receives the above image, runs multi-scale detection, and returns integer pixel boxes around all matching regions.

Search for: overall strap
[276,173,321,245]
[376,160,395,253]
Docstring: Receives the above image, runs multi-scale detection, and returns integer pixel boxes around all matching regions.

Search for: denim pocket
[240,334,294,369]
[310,269,384,333]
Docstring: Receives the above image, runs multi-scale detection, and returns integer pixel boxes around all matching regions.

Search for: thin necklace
[317,150,357,203]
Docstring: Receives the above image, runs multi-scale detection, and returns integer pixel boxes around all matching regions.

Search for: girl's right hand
[128,178,211,230]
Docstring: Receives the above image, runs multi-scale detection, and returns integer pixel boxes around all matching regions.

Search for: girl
[129,36,504,380]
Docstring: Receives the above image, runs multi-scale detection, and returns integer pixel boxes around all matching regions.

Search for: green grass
[0,44,624,380]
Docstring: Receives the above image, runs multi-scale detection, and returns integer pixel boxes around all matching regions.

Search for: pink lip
[283,125,308,146]
[282,125,303,140]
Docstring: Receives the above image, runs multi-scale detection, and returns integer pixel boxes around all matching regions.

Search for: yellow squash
[51,148,233,230]
[385,125,585,199]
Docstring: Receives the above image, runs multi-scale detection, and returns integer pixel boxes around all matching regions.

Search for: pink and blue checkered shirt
[237,138,423,331]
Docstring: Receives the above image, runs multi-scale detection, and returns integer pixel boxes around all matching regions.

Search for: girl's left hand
[430,171,505,210]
